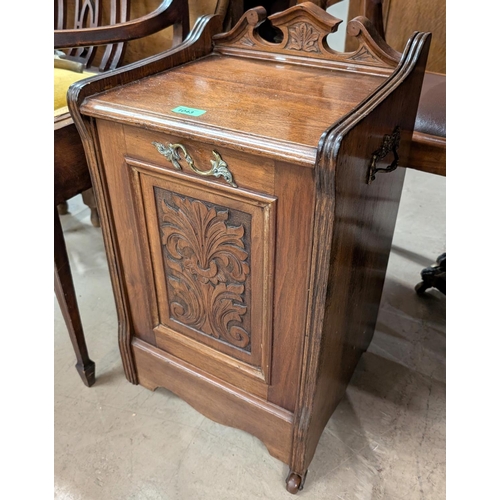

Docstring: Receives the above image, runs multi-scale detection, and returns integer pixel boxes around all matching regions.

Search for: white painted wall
[326,0,350,52]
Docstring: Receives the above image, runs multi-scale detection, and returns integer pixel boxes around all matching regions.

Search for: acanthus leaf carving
[159,193,251,351]
[286,23,321,53]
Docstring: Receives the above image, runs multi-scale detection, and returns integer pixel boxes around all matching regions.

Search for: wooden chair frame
[54,0,190,387]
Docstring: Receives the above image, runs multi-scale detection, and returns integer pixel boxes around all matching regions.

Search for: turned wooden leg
[54,207,95,387]
[285,469,308,494]
[57,201,69,215]
[81,188,100,228]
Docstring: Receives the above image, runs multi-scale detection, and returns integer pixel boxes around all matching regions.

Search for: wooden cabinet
[68,2,430,493]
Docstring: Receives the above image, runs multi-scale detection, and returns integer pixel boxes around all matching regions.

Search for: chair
[54,0,189,386]
[111,1,233,62]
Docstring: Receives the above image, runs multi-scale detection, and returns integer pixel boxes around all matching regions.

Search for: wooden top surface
[81,53,386,164]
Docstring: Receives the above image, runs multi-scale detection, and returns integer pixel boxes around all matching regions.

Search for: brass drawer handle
[152,142,237,188]
[367,126,401,184]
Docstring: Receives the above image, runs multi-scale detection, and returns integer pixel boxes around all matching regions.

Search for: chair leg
[57,201,69,215]
[54,207,95,387]
[81,188,100,228]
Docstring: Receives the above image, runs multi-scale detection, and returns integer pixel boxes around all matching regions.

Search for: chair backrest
[118,0,223,66]
[55,0,190,72]
[55,0,131,72]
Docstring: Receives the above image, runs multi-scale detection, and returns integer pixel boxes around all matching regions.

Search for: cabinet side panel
[294,32,431,472]
[319,139,406,418]
[302,119,407,468]
[299,130,407,469]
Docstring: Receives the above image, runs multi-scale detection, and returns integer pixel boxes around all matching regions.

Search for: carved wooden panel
[156,190,252,352]
[125,154,276,387]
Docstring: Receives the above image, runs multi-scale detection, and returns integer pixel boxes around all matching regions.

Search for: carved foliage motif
[286,23,321,53]
[158,191,252,351]
[348,46,377,63]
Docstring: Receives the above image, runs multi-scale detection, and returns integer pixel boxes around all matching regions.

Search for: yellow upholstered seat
[54,67,94,111]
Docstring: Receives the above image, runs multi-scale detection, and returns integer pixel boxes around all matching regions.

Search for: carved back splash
[213,1,402,69]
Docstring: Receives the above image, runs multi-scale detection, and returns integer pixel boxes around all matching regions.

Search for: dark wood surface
[408,131,446,176]
[54,207,96,387]
[54,120,92,205]
[68,2,430,492]
[54,117,96,387]
[290,29,431,478]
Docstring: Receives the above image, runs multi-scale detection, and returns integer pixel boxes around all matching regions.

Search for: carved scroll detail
[159,193,251,351]
[213,2,402,69]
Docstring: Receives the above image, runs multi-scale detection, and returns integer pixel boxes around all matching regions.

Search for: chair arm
[54,0,188,49]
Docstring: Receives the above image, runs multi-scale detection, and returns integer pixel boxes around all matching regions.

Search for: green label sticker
[171,106,206,117]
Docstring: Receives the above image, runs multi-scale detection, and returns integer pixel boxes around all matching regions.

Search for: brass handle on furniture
[152,142,237,188]
[367,126,401,184]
